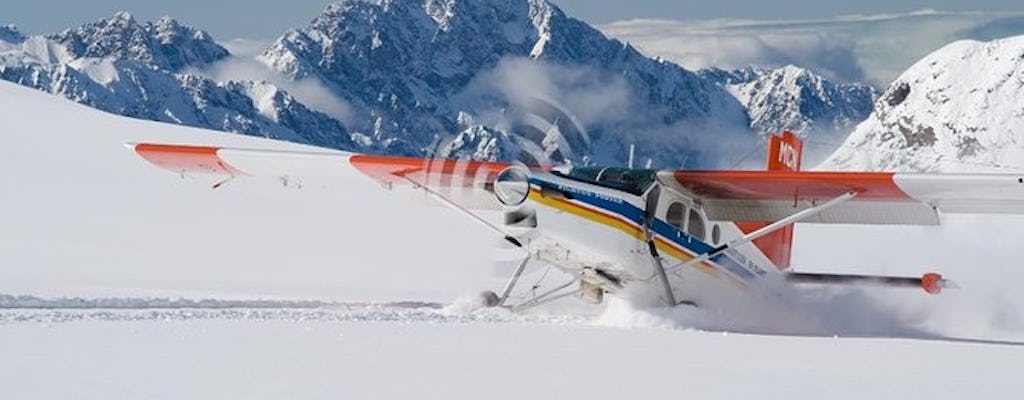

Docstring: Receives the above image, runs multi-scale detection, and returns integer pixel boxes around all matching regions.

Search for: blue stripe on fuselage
[650,219,757,280]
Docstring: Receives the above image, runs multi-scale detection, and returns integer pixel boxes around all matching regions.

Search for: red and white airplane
[128,132,1024,313]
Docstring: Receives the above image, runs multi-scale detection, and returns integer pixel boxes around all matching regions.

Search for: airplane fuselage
[518,169,791,311]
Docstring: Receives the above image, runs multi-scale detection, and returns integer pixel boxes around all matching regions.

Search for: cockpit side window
[552,167,656,196]
[666,202,685,230]
[687,208,706,241]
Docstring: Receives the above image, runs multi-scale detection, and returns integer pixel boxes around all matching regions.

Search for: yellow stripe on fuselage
[527,187,746,288]
[527,188,644,240]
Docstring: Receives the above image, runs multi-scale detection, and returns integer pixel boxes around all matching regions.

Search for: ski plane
[127,132,1024,313]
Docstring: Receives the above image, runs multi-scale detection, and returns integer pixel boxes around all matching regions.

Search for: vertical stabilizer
[738,131,803,269]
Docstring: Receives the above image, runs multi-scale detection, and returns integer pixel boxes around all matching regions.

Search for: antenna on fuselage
[628,144,636,169]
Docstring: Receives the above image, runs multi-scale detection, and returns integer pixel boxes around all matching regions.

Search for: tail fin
[767,131,803,173]
[737,131,803,269]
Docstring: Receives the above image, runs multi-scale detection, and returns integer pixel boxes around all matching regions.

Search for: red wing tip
[130,143,239,175]
[922,273,944,295]
[133,143,222,154]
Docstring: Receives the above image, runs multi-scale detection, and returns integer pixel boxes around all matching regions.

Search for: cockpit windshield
[553,167,656,196]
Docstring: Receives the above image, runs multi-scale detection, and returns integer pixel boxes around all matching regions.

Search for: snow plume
[598,284,1022,343]
[596,215,1024,342]
[596,283,906,337]
[192,38,357,124]
[601,10,1024,86]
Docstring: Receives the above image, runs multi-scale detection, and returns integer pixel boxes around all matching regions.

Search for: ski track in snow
[4,293,1021,347]
[0,308,579,326]
[0,295,591,327]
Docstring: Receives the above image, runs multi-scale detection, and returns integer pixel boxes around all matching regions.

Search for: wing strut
[509,279,580,312]
[395,174,524,248]
[665,191,859,275]
[496,255,531,307]
[642,184,679,306]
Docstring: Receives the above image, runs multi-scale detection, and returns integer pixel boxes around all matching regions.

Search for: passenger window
[666,202,685,230]
[688,208,706,241]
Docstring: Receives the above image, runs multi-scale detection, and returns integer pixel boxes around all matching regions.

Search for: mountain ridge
[700,65,878,142]
[0,13,355,150]
[2,1,883,168]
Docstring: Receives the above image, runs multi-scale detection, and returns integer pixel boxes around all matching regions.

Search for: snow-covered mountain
[257,0,759,167]
[0,13,354,150]
[700,65,878,142]
[1,1,880,168]
[46,12,228,72]
[823,36,1024,172]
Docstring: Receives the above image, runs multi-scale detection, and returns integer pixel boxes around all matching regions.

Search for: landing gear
[480,291,501,308]
[483,254,584,312]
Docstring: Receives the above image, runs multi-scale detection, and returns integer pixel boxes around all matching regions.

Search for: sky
[558,0,1023,22]
[602,11,1024,85]
[1,0,1021,40]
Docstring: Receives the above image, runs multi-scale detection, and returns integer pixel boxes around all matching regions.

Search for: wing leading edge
[128,143,509,209]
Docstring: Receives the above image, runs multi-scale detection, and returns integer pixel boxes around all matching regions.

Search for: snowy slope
[0,80,498,301]
[1,313,1021,400]
[823,36,1024,172]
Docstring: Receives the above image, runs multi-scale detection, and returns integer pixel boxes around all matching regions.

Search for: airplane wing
[661,170,1024,225]
[129,143,509,209]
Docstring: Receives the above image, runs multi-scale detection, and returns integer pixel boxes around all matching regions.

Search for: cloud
[600,10,1024,86]
[791,214,1024,340]
[191,39,357,124]
[959,15,1024,41]
[459,57,633,127]
[454,57,755,169]
[597,214,1024,341]
[453,57,633,164]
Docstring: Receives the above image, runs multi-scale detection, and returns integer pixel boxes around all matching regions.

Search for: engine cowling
[494,167,536,228]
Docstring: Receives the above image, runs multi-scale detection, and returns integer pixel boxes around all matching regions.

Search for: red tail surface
[737,131,803,269]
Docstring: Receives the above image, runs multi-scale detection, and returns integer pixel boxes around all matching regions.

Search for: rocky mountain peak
[258,0,751,166]
[701,65,878,141]
[0,14,352,153]
[0,24,26,44]
[47,12,229,71]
